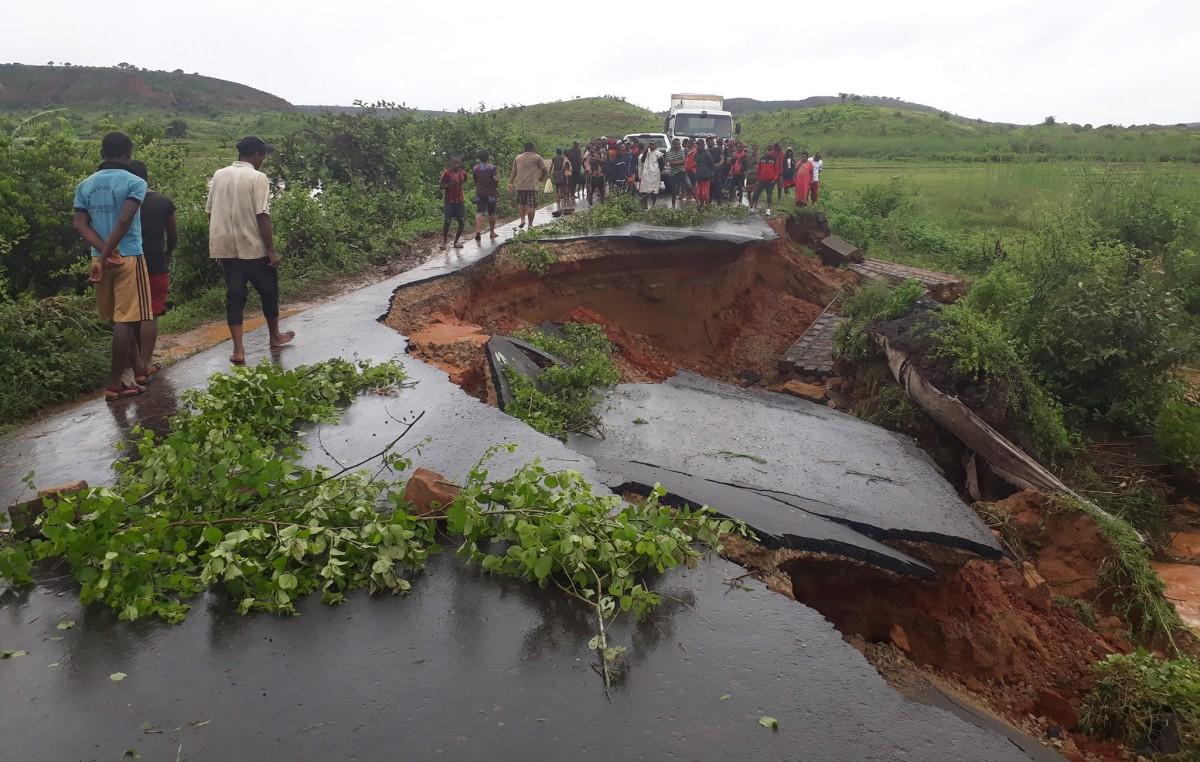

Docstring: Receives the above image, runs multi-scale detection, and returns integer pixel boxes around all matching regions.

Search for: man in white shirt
[810,153,824,204]
[207,136,295,364]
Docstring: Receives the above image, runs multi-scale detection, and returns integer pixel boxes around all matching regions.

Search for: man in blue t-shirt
[72,132,155,401]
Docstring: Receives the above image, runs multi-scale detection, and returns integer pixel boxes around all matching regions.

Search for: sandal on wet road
[104,384,146,402]
[135,363,161,385]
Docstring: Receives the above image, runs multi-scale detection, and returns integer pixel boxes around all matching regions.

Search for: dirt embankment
[723,490,1160,761]
[386,225,853,391]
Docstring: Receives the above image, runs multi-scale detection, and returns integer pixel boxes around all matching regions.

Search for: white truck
[664,93,736,143]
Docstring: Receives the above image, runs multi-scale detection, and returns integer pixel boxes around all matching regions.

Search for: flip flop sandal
[135,363,162,385]
[105,384,145,402]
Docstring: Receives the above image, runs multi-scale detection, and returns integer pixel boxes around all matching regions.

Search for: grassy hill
[490,97,660,148]
[0,64,292,113]
[738,104,1200,162]
[727,95,941,116]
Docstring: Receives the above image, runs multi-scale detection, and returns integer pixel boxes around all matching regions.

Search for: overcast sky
[8,0,1198,125]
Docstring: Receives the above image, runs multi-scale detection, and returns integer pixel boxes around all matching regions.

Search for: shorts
[444,202,466,221]
[517,190,538,207]
[96,255,152,323]
[148,272,170,316]
[475,195,497,215]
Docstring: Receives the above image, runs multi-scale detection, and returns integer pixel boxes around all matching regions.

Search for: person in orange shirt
[794,151,814,207]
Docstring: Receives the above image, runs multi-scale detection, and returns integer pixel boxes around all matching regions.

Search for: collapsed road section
[2,204,1072,760]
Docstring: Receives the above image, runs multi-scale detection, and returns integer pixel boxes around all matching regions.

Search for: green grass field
[815,159,1200,238]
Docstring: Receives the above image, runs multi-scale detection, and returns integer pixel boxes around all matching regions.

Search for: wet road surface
[2,202,1048,760]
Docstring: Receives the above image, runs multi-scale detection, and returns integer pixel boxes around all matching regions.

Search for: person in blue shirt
[72,132,155,401]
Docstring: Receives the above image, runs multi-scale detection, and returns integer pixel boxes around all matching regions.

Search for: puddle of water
[1152,561,1200,629]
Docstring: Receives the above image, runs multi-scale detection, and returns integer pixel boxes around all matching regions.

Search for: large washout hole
[384,219,854,398]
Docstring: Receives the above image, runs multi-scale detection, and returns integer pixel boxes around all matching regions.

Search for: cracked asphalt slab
[0,206,1046,760]
[569,372,1002,558]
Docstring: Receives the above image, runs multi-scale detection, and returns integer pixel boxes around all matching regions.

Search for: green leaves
[1,359,434,623]
[449,452,750,624]
[758,716,779,731]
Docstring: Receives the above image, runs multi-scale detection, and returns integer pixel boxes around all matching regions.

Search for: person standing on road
[551,148,573,215]
[664,138,689,207]
[794,150,814,207]
[508,142,547,229]
[694,138,716,207]
[206,136,295,365]
[585,141,608,205]
[638,143,663,208]
[728,144,748,204]
[780,147,797,196]
[567,141,585,199]
[709,139,726,205]
[440,155,468,248]
[750,148,779,209]
[73,131,154,401]
[127,159,176,371]
[809,152,824,204]
[471,150,500,242]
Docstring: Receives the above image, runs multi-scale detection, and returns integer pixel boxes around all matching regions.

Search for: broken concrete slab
[592,455,934,578]
[816,234,864,266]
[0,551,1032,761]
[849,258,967,303]
[784,208,831,243]
[569,372,1002,557]
[781,296,844,376]
[486,336,548,411]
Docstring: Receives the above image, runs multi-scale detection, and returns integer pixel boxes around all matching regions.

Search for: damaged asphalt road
[0,206,1047,760]
[568,372,1003,568]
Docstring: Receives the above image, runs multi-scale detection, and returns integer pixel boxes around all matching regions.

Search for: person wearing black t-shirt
[128,160,176,370]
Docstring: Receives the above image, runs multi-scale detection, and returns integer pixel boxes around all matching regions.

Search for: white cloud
[6,0,1198,124]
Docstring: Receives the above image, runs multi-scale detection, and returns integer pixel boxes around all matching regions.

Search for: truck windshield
[675,113,733,138]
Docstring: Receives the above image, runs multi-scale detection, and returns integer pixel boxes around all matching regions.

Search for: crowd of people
[74,129,824,402]
[437,137,826,244]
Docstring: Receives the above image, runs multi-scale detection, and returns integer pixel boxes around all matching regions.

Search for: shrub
[508,241,557,274]
[833,279,923,361]
[926,303,1072,460]
[1156,393,1200,470]
[1081,650,1200,753]
[0,295,109,423]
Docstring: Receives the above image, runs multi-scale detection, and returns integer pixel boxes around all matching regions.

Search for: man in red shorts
[128,160,176,368]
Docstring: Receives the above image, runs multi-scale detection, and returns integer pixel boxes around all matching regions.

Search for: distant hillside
[727,95,942,116]
[738,103,1200,162]
[295,104,454,120]
[0,64,293,113]
[491,97,660,146]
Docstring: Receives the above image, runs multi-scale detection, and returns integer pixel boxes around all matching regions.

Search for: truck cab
[665,93,736,143]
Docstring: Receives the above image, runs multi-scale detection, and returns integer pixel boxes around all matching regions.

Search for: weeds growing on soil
[833,279,924,362]
[1082,649,1200,755]
[1061,496,1184,646]
[1052,595,1098,630]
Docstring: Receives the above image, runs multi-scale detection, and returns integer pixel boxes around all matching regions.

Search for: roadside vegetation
[1082,650,1200,756]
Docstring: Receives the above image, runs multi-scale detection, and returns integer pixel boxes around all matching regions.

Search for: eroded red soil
[385,221,853,388]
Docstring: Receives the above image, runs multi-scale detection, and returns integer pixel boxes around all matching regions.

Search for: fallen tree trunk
[875,335,1069,494]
